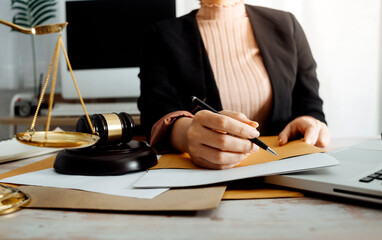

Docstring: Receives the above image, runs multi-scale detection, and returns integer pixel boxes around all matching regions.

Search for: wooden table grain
[0,137,381,240]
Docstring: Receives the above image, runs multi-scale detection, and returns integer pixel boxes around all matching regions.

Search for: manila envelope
[222,189,303,199]
[222,177,303,200]
[0,156,226,211]
[153,136,324,169]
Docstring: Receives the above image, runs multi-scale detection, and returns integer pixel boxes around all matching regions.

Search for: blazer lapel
[179,11,223,111]
[245,5,297,123]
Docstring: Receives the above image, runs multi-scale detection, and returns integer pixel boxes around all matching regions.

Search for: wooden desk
[0,137,381,239]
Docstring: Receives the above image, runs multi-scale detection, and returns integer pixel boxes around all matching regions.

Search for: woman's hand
[171,110,260,169]
[278,116,331,147]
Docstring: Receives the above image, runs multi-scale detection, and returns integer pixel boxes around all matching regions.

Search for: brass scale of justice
[1,19,101,148]
[0,20,102,214]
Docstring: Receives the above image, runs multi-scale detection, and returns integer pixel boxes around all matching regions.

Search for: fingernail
[253,145,259,152]
[233,162,241,167]
[249,146,257,153]
[251,121,259,128]
[249,129,259,138]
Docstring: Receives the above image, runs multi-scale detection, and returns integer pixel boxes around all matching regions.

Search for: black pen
[191,96,278,156]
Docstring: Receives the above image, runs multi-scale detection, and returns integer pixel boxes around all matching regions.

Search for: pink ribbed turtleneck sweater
[196,0,273,129]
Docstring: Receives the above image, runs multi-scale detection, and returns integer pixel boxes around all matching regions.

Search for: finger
[303,124,320,145]
[221,110,259,128]
[195,110,258,141]
[278,124,292,146]
[315,124,331,148]
[199,130,258,153]
[217,115,259,139]
[190,143,250,166]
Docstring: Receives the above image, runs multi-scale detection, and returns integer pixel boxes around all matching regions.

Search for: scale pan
[15,131,100,149]
[0,184,30,215]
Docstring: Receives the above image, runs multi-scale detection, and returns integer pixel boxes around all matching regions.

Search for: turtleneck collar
[197,0,246,20]
[200,0,243,7]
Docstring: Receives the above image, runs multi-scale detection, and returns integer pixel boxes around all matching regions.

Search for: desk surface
[0,137,381,240]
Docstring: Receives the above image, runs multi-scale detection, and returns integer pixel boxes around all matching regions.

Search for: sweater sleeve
[150,111,194,153]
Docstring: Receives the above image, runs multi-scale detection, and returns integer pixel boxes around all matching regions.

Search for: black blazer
[138,5,326,140]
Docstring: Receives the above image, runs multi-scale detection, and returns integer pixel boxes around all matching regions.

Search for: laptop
[264,138,382,204]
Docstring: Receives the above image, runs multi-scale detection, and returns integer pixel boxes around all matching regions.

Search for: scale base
[54,141,157,175]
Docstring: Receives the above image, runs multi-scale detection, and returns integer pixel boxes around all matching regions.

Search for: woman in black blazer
[138,0,330,169]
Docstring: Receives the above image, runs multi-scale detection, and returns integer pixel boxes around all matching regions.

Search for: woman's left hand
[278,116,331,147]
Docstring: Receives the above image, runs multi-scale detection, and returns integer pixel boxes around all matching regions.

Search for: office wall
[380,1,382,136]
[0,1,16,89]
[0,1,59,91]
[0,2,16,139]
[247,0,382,138]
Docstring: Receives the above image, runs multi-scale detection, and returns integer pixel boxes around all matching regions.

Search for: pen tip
[267,148,278,156]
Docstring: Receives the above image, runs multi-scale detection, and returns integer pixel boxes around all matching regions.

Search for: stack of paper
[0,138,62,163]
[1,168,168,199]
[133,136,339,188]
[0,156,168,199]
[133,153,339,188]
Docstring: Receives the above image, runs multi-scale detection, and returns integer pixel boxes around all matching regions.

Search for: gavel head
[76,112,135,146]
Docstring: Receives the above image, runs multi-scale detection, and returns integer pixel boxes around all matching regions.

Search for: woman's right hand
[170,110,260,169]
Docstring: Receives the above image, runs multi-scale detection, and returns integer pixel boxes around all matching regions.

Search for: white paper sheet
[1,168,168,199]
[0,138,62,163]
[133,153,340,188]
